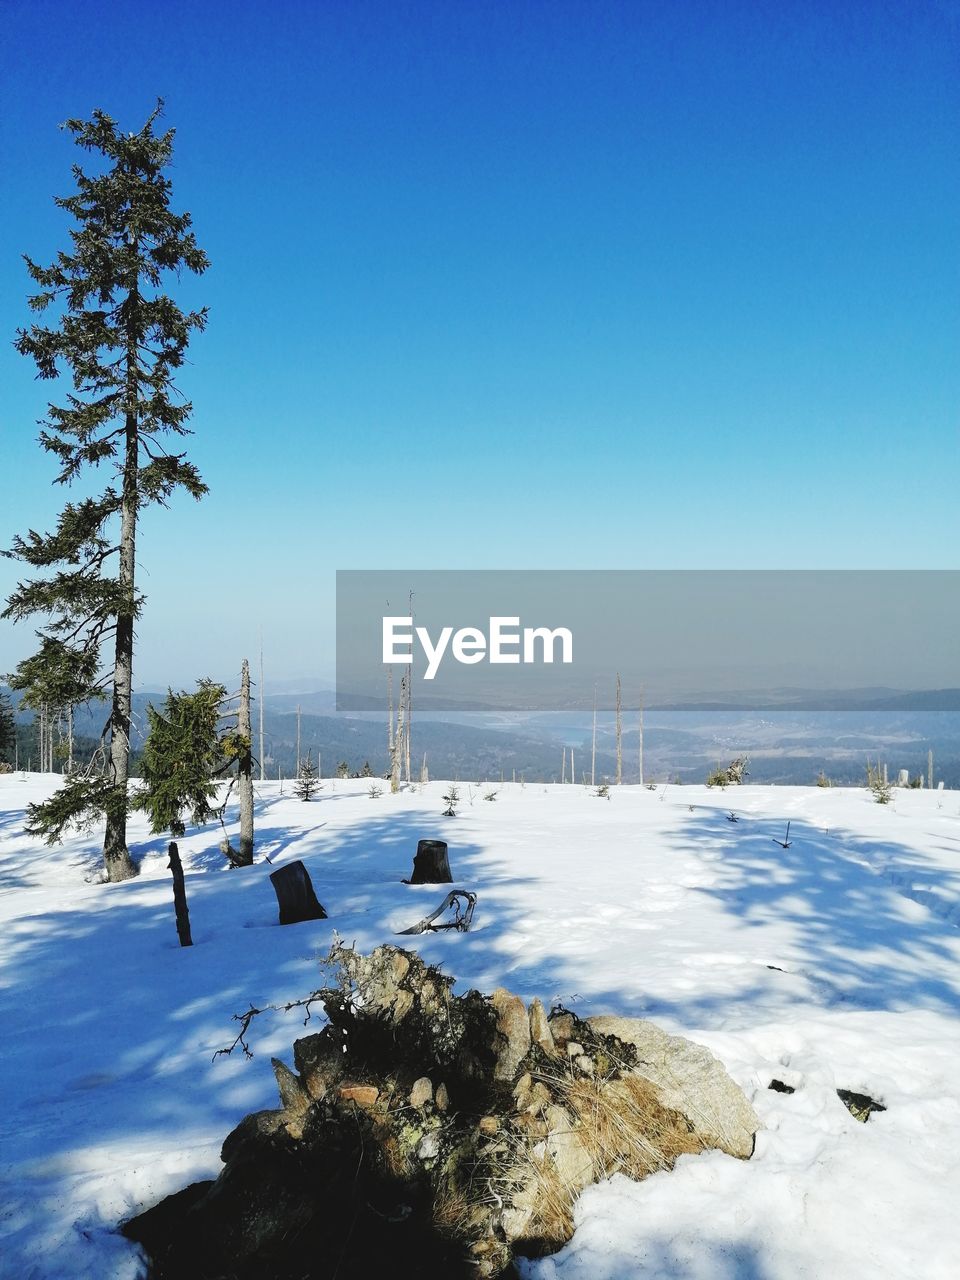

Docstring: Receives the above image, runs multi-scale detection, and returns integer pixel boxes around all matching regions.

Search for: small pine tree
[335,760,350,779]
[360,761,374,778]
[294,751,321,802]
[866,760,892,804]
[136,681,226,837]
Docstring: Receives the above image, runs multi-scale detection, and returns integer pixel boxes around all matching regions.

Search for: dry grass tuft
[519,1148,577,1246]
[427,1052,710,1264]
[559,1073,706,1178]
[448,1067,707,1253]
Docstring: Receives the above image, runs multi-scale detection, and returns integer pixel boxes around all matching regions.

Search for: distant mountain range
[4,685,959,787]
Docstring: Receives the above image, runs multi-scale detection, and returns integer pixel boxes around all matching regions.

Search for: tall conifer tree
[3,103,209,879]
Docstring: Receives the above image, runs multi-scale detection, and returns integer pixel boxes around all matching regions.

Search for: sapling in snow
[293,751,321,802]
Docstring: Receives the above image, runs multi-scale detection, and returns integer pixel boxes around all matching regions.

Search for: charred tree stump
[406,839,452,885]
[168,842,193,947]
[269,861,327,925]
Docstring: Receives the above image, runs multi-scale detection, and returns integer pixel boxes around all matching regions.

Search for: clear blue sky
[1,0,957,685]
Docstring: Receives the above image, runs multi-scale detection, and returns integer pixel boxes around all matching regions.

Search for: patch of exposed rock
[124,944,759,1279]
[588,1014,758,1158]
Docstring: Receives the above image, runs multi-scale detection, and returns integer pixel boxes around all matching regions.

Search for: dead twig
[772,821,792,849]
[397,889,477,935]
[212,990,326,1060]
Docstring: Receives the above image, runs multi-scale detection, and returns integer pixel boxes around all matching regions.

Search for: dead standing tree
[215,661,255,866]
[638,686,644,787]
[615,672,623,786]
[391,670,407,793]
[238,659,254,864]
[405,589,414,784]
[258,637,266,783]
[591,682,597,787]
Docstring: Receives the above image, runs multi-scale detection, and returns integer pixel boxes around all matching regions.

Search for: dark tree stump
[168,842,193,947]
[269,861,327,925]
[407,839,453,885]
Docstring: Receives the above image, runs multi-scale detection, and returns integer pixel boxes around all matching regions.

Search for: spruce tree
[137,681,226,837]
[2,103,209,879]
[294,751,321,802]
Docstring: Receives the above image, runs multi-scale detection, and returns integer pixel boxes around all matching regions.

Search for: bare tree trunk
[404,678,412,784]
[405,591,413,784]
[615,672,622,786]
[237,659,254,865]
[561,746,566,784]
[928,748,934,790]
[258,636,265,783]
[638,687,644,787]
[391,672,406,793]
[591,684,597,787]
[67,704,74,774]
[295,703,301,776]
[103,318,140,881]
[387,667,394,755]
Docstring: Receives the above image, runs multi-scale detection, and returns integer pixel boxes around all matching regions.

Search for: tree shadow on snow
[652,805,960,1022]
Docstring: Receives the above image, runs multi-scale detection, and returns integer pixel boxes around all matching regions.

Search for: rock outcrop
[588,1014,758,1159]
[124,944,759,1279]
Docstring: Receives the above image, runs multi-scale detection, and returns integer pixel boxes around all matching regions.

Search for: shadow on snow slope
[651,805,960,1024]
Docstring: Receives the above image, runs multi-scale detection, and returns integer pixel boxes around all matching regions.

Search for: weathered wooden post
[269,860,327,925]
[406,839,453,884]
[168,842,193,947]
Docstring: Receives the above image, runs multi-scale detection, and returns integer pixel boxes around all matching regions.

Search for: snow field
[1,776,959,1278]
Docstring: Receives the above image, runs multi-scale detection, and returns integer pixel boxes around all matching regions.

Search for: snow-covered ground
[2,775,960,1279]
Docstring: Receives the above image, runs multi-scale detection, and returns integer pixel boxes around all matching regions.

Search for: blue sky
[1,0,957,685]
